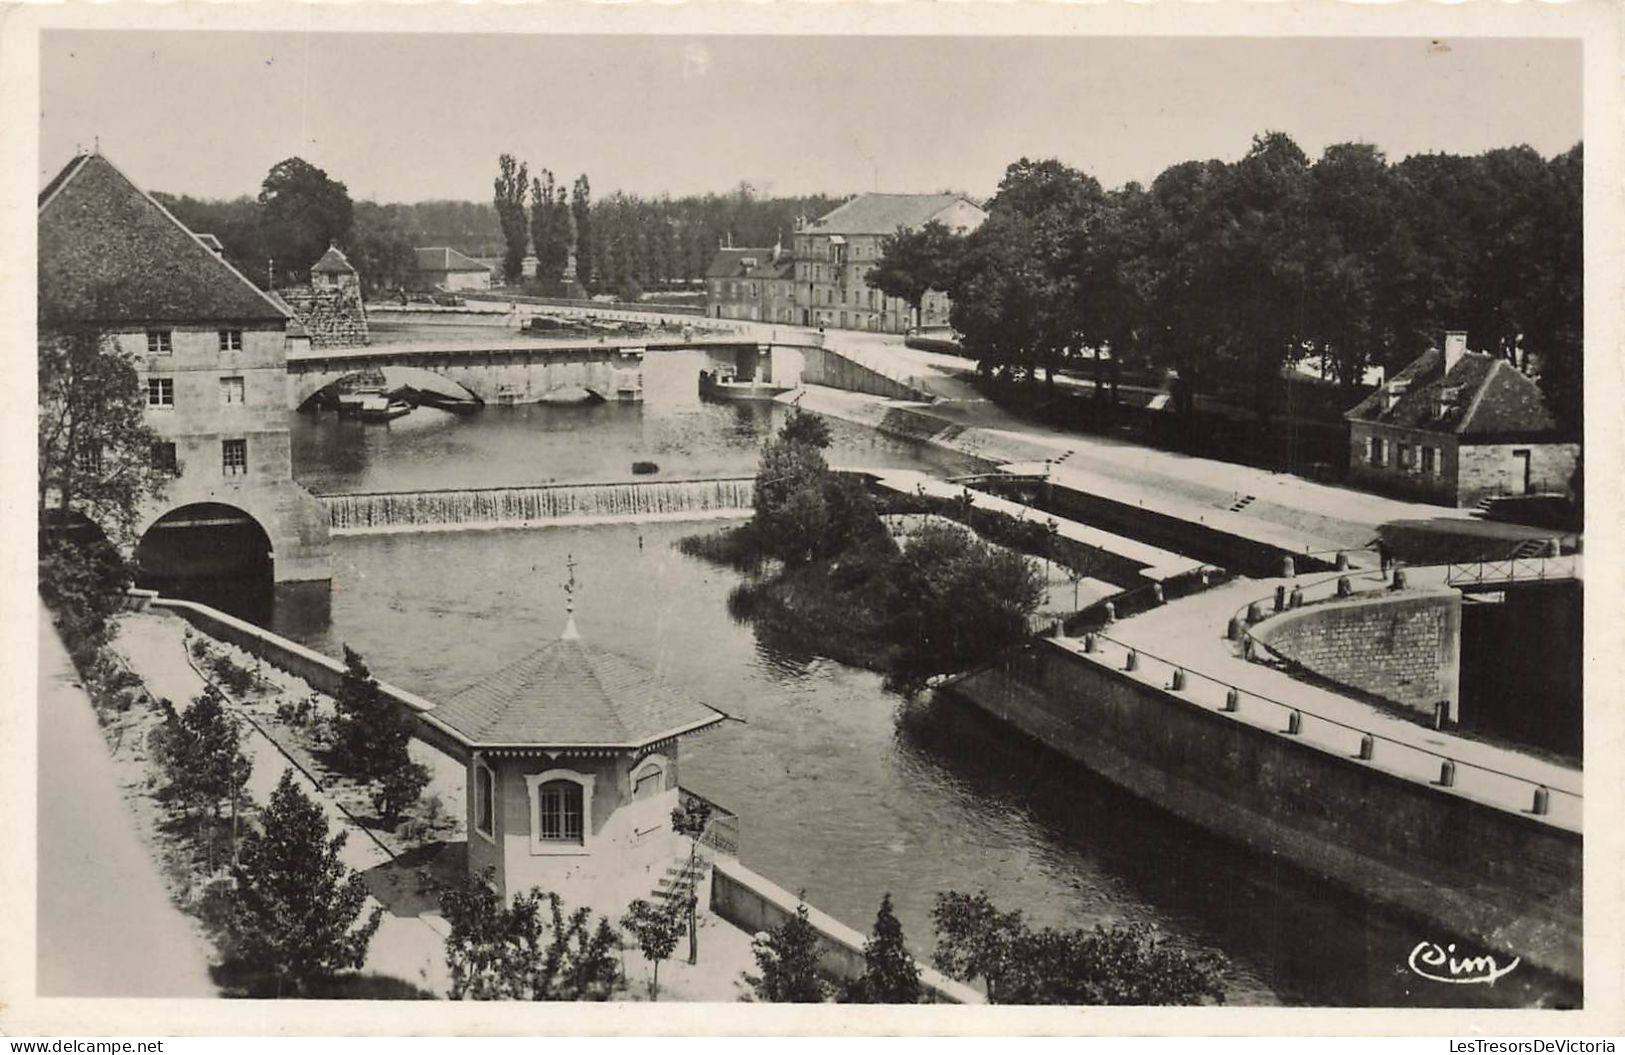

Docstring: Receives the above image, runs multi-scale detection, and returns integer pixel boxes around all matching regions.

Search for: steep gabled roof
[429,617,727,751]
[38,152,290,326]
[414,246,491,273]
[312,244,357,274]
[1345,347,1560,437]
[808,193,984,236]
[705,247,794,281]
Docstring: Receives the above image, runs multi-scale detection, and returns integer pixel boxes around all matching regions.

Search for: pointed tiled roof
[808,193,984,236]
[1345,347,1560,437]
[414,246,491,273]
[312,244,356,274]
[428,619,727,750]
[38,152,290,326]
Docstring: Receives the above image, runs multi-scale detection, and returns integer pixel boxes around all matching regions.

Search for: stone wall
[944,642,1581,982]
[1251,588,1462,720]
[1458,441,1580,507]
[277,285,370,348]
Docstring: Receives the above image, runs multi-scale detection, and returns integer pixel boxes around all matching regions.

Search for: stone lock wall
[1251,587,1462,720]
[277,285,370,348]
[1457,442,1580,507]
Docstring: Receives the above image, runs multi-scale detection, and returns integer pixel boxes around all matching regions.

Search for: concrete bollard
[1391,567,1408,590]
[1224,688,1240,712]
[1199,567,1211,586]
[1438,760,1456,788]
[1433,700,1449,731]
[1336,576,1353,598]
[1227,615,1246,641]
[1247,602,1266,624]
[1282,556,1296,578]
[1532,786,1551,815]
[1152,583,1165,605]
[1286,710,1302,735]
[1124,649,1139,672]
[1336,551,1350,571]
[1358,734,1374,761]
[1274,585,1287,612]
[1288,586,1304,609]
[1103,601,1116,624]
[1083,632,1097,653]
[1170,668,1186,691]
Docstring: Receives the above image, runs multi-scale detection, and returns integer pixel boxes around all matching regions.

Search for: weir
[319,477,756,533]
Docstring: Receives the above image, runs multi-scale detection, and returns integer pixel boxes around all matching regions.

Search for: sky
[38,32,1582,205]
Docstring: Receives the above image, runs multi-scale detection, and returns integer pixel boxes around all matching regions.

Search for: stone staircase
[651,850,710,912]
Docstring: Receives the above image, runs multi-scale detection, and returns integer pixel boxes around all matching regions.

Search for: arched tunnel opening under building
[135,503,274,622]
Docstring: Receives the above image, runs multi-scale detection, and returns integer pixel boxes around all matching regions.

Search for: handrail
[1445,554,1576,588]
[1057,628,1580,806]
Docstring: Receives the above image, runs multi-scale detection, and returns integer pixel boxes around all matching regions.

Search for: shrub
[744,901,829,1003]
[372,760,431,825]
[442,868,621,1001]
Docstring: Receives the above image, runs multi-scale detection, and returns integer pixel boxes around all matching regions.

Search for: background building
[1345,332,1579,508]
[704,244,795,323]
[413,246,495,292]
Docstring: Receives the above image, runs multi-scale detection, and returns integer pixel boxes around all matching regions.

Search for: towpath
[1063,574,1581,829]
[36,605,217,997]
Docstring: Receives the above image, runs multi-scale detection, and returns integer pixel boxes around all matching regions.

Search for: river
[261,348,1572,1008]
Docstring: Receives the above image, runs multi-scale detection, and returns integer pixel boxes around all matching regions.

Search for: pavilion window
[633,762,666,801]
[474,762,496,839]
[537,779,585,844]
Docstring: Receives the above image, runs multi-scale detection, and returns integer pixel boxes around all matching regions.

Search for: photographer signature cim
[1408,941,1521,985]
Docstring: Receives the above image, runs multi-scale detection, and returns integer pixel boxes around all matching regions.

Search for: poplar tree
[571,175,594,290]
[493,153,529,286]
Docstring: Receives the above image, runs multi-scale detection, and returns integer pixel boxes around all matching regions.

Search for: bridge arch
[135,501,275,613]
[293,366,484,411]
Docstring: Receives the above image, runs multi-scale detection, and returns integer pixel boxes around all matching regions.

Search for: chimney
[772,230,783,264]
[1443,331,1468,375]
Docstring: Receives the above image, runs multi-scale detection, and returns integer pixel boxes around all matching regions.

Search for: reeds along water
[322,478,756,531]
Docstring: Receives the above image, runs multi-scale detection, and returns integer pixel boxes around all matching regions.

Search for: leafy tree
[778,410,833,450]
[842,893,922,1004]
[671,797,713,965]
[330,646,429,820]
[572,175,594,289]
[37,322,164,546]
[441,869,620,1000]
[258,158,354,282]
[529,170,572,292]
[156,686,253,870]
[884,522,1044,691]
[868,221,964,330]
[37,531,133,664]
[347,202,418,295]
[224,770,382,996]
[745,900,828,1003]
[493,154,530,286]
[622,897,685,1000]
[931,891,1227,1005]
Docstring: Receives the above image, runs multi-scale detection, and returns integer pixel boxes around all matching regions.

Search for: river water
[265,348,1572,1008]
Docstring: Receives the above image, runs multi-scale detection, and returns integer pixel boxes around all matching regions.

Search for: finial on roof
[561,553,581,640]
[93,136,100,155]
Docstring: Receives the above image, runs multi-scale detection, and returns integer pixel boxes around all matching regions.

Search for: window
[536,779,584,844]
[474,761,496,840]
[1369,436,1386,467]
[220,376,246,404]
[146,377,174,407]
[146,330,173,355]
[1421,446,1437,475]
[222,438,247,476]
[1397,443,1412,472]
[73,443,102,476]
[150,441,178,477]
[218,329,243,352]
[632,760,667,801]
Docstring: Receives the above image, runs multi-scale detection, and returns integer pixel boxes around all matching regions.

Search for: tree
[37,322,164,546]
[330,646,429,821]
[931,891,1227,1005]
[493,154,530,286]
[842,893,922,1004]
[347,202,418,295]
[572,175,594,290]
[258,158,354,282]
[441,869,621,1001]
[622,897,685,1000]
[530,170,571,292]
[868,221,965,330]
[671,797,712,965]
[224,770,382,996]
[156,686,253,870]
[745,900,828,1003]
[884,522,1044,691]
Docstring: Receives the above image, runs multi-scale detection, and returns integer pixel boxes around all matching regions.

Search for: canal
[258,348,1572,1008]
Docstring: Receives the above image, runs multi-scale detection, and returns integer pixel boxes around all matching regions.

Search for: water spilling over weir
[319,477,756,534]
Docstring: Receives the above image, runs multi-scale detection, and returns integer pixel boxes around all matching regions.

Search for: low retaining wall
[709,856,982,1004]
[799,345,934,402]
[148,597,468,761]
[1252,587,1462,720]
[944,641,1582,983]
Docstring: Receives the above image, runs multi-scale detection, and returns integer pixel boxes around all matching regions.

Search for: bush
[745,901,829,1003]
[443,868,621,1001]
[372,760,430,825]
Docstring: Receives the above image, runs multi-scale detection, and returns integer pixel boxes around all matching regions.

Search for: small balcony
[679,786,739,858]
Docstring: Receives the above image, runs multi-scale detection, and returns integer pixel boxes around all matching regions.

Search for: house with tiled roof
[418,597,731,906]
[792,193,986,333]
[412,246,494,292]
[38,151,330,584]
[1345,332,1579,507]
[704,243,796,323]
